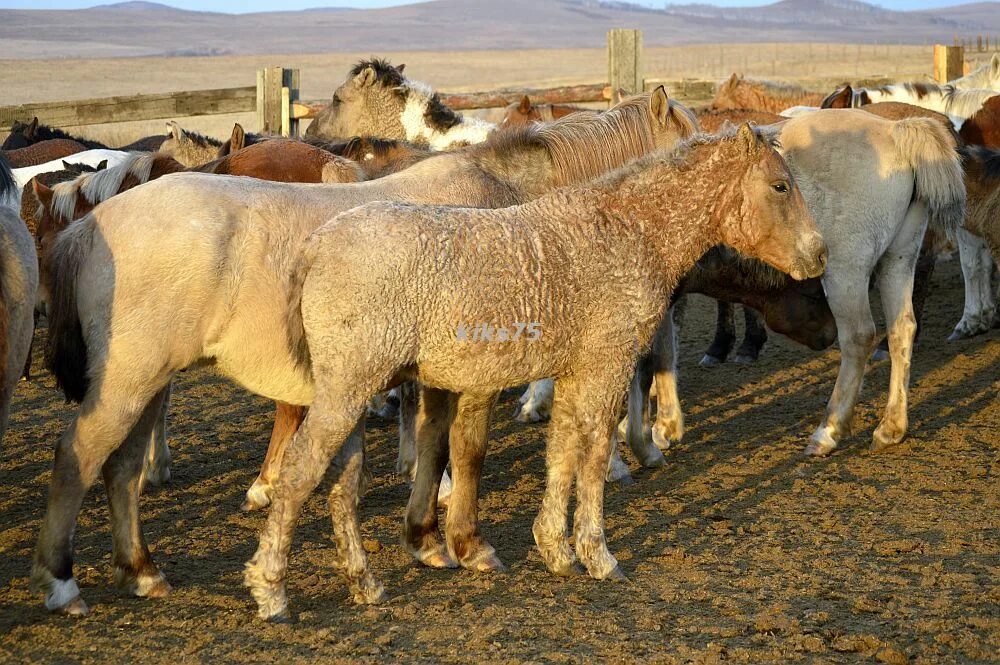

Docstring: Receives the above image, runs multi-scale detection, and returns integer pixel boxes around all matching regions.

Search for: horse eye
[772,182,789,194]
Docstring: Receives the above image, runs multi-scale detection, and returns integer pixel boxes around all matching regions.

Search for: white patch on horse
[44,578,81,611]
[401,79,495,150]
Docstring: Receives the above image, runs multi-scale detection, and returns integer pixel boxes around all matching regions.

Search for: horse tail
[0,152,15,206]
[44,215,95,402]
[891,116,966,238]
[285,236,318,371]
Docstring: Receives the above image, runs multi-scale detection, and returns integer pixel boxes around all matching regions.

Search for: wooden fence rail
[0,33,971,138]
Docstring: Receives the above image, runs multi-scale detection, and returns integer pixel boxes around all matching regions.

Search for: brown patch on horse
[4,139,87,168]
[858,90,872,106]
[860,102,961,144]
[321,137,433,179]
[696,108,784,133]
[207,140,364,183]
[712,75,824,114]
[820,85,854,109]
[960,95,1000,148]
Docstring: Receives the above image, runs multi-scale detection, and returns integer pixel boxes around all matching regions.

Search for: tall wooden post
[933,44,964,83]
[256,67,300,136]
[607,29,643,106]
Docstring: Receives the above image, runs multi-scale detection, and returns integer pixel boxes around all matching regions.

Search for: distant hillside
[1,0,998,59]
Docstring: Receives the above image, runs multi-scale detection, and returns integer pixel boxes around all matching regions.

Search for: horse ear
[992,53,1000,75]
[167,121,186,142]
[726,73,739,88]
[231,123,246,151]
[519,95,532,113]
[650,86,671,126]
[96,160,108,170]
[396,63,405,74]
[26,117,39,138]
[354,66,377,88]
[821,84,852,109]
[737,122,762,155]
[32,178,54,210]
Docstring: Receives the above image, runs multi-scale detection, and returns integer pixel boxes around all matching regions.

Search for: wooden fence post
[607,29,643,106]
[256,67,300,136]
[933,44,964,83]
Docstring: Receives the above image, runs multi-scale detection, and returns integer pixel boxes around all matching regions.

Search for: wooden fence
[0,31,981,139]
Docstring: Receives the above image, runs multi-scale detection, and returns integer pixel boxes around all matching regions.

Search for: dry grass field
[4,43,996,146]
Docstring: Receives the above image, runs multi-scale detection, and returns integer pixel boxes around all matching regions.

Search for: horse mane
[10,119,107,150]
[350,58,407,93]
[486,93,698,187]
[0,152,14,206]
[736,78,818,101]
[963,144,1000,181]
[180,129,222,148]
[49,152,156,221]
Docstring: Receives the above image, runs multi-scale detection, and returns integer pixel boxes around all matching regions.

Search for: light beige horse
[30,90,700,616]
[243,125,827,620]
[622,109,965,467]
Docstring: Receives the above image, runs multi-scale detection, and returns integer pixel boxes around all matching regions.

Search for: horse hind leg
[32,375,173,615]
[402,387,458,569]
[734,306,767,365]
[949,229,996,340]
[327,421,387,606]
[700,300,736,366]
[875,229,935,360]
[807,268,876,456]
[244,386,381,620]
[872,240,920,452]
[107,386,173,598]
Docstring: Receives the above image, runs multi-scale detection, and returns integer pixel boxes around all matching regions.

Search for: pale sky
[0,0,984,11]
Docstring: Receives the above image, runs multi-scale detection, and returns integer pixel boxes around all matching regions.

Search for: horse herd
[0,54,997,621]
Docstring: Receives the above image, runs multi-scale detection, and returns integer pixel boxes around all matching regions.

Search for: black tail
[44,218,94,402]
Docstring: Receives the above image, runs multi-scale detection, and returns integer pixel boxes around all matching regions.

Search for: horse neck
[588,147,739,286]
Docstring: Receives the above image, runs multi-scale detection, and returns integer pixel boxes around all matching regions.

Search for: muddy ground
[0,258,997,664]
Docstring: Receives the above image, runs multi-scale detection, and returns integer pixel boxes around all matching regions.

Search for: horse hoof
[871,428,904,453]
[137,575,172,599]
[871,348,889,362]
[469,552,507,574]
[804,439,837,457]
[263,608,292,623]
[241,482,272,512]
[637,446,666,469]
[515,405,549,423]
[551,561,586,577]
[605,566,629,583]
[733,354,756,365]
[353,584,388,606]
[59,596,90,617]
[415,546,459,569]
[699,354,723,367]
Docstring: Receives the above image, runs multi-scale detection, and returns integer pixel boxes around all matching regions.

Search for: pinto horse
[501,95,596,127]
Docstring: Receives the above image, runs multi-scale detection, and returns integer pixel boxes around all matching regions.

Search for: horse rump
[891,117,966,237]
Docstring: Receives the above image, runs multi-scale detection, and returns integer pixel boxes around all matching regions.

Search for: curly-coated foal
[244,125,827,620]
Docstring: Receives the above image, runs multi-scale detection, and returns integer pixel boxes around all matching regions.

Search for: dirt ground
[0,257,997,664]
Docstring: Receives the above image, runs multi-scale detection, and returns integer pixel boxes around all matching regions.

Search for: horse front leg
[139,382,172,490]
[734,306,767,365]
[700,300,735,366]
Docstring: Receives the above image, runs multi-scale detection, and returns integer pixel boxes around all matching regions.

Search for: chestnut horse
[712,74,826,114]
[4,139,87,168]
[501,95,596,127]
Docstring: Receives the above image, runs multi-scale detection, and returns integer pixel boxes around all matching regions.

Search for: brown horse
[501,95,596,127]
[4,139,88,168]
[961,95,1000,147]
[322,136,433,179]
[962,145,1000,264]
[712,74,826,113]
[2,118,107,151]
